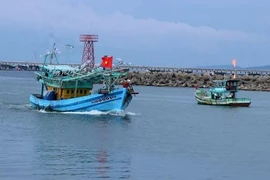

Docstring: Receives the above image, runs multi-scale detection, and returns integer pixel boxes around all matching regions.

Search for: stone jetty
[118,72,270,92]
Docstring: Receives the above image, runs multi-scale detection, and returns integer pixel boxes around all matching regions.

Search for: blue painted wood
[30,88,132,112]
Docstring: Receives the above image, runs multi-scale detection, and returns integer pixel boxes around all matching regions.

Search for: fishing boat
[195,79,251,107]
[29,44,138,112]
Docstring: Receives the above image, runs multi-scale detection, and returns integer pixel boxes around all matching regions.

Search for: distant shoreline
[1,70,269,92]
[121,72,270,92]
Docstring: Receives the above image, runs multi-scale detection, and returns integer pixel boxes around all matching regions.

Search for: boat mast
[39,43,60,97]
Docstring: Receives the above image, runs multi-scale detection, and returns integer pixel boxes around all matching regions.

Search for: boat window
[80,90,83,94]
[71,90,74,94]
[67,90,69,94]
[84,90,87,94]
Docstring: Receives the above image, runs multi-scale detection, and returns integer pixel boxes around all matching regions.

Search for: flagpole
[101,55,114,91]
[110,56,113,92]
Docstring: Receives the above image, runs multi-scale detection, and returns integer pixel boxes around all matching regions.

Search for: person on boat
[123,79,131,88]
[226,83,230,90]
[123,79,134,93]
[211,93,214,99]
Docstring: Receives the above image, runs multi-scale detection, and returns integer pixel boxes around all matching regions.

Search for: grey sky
[0,0,269,67]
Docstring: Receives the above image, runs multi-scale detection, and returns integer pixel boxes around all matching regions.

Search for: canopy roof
[41,64,78,71]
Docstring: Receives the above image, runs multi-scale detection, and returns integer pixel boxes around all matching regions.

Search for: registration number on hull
[91,95,116,104]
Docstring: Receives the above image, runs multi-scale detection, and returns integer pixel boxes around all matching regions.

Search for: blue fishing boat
[30,45,138,112]
[195,79,251,107]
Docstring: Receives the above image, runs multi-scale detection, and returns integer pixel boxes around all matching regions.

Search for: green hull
[195,89,251,107]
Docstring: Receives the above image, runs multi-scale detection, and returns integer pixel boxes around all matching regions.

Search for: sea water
[1,71,270,180]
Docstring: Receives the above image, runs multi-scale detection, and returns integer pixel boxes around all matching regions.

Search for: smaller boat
[195,79,251,107]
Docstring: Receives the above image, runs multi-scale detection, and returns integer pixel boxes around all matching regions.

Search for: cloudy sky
[0,0,269,67]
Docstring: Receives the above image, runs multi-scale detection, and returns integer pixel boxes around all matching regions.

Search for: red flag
[101,56,113,69]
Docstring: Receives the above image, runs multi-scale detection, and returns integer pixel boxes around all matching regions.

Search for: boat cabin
[213,79,239,92]
[210,79,240,100]
[37,65,94,100]
[46,86,91,100]
[225,80,239,92]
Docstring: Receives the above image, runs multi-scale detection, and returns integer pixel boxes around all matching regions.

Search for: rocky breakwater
[118,72,270,91]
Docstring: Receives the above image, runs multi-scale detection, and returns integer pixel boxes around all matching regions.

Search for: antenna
[42,43,60,65]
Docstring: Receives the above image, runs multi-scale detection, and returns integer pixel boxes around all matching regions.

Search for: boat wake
[4,103,31,111]
[37,109,140,117]
[0,101,140,117]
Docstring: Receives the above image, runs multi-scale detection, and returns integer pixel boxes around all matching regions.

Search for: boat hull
[30,88,133,112]
[195,90,251,107]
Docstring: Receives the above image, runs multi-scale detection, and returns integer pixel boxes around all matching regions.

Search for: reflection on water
[34,147,131,179]
[32,112,132,179]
